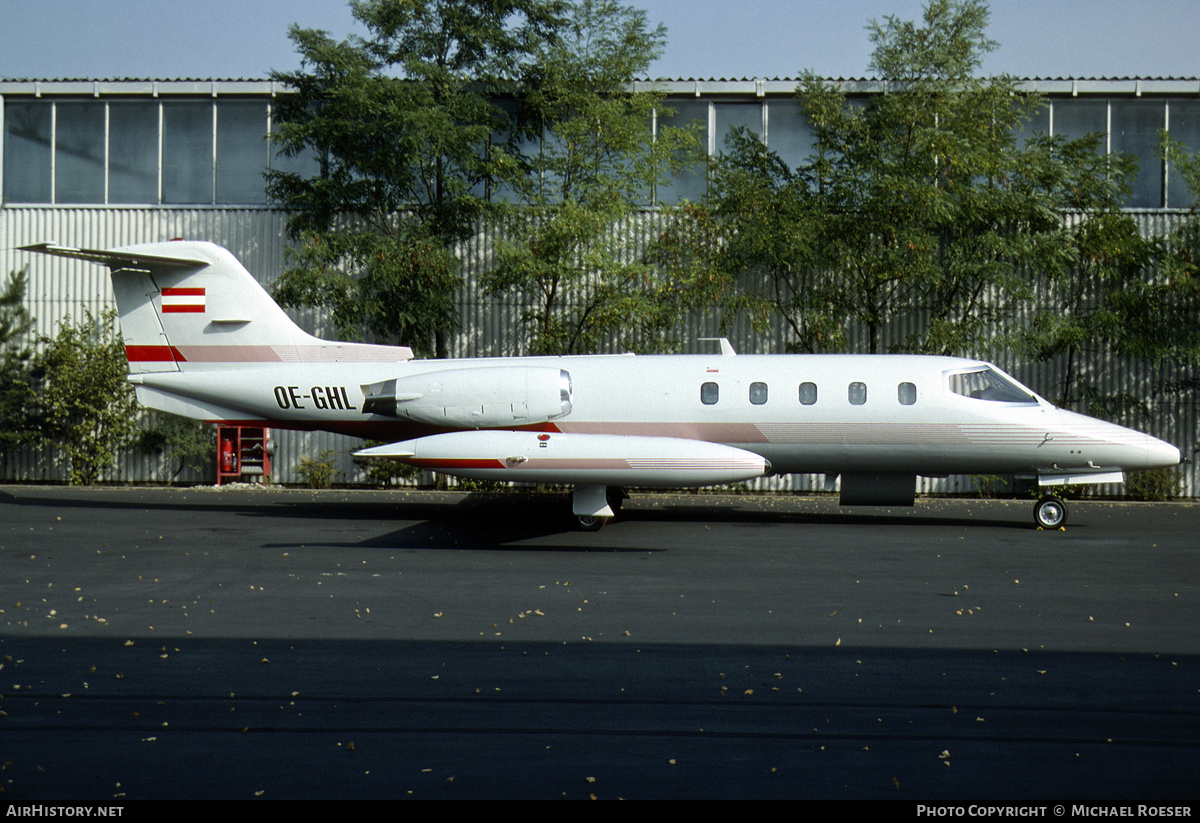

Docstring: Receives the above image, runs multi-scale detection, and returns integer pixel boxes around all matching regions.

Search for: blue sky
[2,0,1198,81]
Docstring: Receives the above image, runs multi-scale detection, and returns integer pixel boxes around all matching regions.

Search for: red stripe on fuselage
[126,345,187,362]
[403,458,508,469]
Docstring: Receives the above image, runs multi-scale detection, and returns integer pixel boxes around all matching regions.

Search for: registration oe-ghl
[23,241,1183,529]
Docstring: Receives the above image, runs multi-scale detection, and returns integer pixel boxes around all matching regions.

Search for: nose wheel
[1033,495,1067,529]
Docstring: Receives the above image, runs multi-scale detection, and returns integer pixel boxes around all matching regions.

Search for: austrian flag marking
[161,287,206,313]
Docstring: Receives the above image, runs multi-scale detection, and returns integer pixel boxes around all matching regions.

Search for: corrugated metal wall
[2,205,1195,496]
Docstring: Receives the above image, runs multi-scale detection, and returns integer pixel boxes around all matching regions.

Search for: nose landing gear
[1033,494,1067,529]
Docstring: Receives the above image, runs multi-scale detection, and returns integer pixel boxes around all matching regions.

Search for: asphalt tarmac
[1,485,1198,801]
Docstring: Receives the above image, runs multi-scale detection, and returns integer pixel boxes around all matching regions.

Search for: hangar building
[2,77,1198,492]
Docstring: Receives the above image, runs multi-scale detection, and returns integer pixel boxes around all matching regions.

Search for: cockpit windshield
[947,368,1038,404]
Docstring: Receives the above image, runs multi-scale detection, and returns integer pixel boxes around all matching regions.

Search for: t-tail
[21,240,411,420]
[21,240,412,373]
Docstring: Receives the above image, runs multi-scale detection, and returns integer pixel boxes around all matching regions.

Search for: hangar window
[2,97,275,205]
[798,382,817,406]
[897,382,917,406]
[848,381,867,406]
[109,102,160,203]
[1110,100,1165,208]
[54,102,106,203]
[660,99,709,204]
[163,101,214,204]
[2,101,51,202]
[701,381,719,405]
[217,100,273,204]
[1167,100,1200,208]
[749,381,768,405]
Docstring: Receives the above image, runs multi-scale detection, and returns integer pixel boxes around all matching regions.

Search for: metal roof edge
[3,76,1199,98]
[0,78,289,96]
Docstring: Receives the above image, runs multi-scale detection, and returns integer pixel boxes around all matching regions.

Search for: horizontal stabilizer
[20,243,210,269]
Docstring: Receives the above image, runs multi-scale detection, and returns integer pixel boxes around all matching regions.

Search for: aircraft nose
[1145,436,1182,470]
[1053,409,1181,472]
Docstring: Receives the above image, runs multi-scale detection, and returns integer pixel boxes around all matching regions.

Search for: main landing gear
[576,513,607,531]
[575,485,1073,530]
[573,486,626,531]
[1033,494,1067,529]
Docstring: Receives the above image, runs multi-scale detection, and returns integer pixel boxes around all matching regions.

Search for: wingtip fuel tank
[355,431,772,487]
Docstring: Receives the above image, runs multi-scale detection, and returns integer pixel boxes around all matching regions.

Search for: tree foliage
[1003,133,1162,410]
[1155,132,1200,348]
[660,0,1154,362]
[135,413,216,484]
[1013,134,1200,416]
[0,268,39,451]
[268,0,569,357]
[1123,133,1200,411]
[483,0,699,354]
[37,310,138,485]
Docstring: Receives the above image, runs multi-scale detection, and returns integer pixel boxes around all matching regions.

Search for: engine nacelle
[361,367,572,429]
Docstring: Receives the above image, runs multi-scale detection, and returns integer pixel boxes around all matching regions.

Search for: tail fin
[22,240,411,373]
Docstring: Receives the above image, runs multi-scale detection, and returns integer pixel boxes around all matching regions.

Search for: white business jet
[23,240,1182,530]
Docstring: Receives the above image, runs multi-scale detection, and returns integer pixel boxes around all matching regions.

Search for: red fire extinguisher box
[216,426,271,485]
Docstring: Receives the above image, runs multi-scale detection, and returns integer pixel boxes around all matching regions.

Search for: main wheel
[576,514,608,531]
[1033,495,1067,529]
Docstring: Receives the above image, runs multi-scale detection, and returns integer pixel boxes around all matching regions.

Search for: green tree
[484,0,698,355]
[136,413,216,484]
[1011,139,1160,412]
[1071,132,1200,425]
[268,0,568,357]
[1149,132,1200,370]
[666,0,1145,359]
[38,310,138,485]
[0,268,39,450]
[659,131,841,352]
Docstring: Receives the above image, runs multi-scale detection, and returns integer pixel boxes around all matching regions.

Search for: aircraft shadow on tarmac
[256,493,1032,552]
[3,487,1045,554]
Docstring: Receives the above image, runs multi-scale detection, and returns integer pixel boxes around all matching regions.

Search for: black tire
[577,514,607,531]
[1033,495,1067,529]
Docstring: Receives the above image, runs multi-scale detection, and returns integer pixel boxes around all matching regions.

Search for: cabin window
[749,381,768,405]
[701,381,719,405]
[948,368,1037,403]
[848,382,867,405]
[798,382,817,405]
[898,382,917,406]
